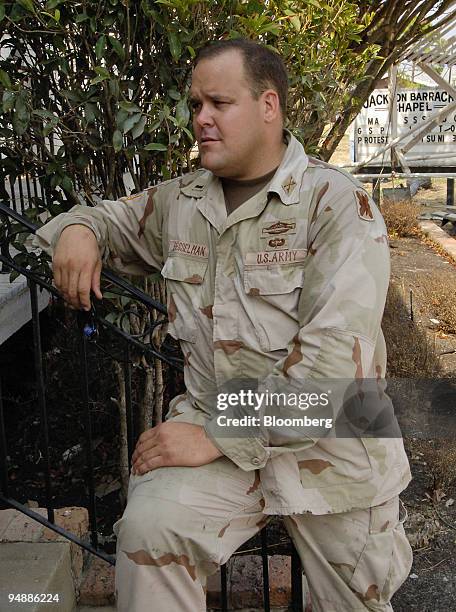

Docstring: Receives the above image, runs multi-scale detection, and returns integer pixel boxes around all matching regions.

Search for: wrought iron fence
[0,201,305,612]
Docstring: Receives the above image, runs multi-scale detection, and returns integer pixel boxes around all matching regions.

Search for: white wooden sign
[352,88,456,166]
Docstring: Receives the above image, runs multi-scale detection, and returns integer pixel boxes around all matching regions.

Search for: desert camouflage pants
[113,457,412,612]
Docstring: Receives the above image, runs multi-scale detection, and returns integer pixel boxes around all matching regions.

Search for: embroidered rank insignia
[355,190,374,221]
[282,175,297,195]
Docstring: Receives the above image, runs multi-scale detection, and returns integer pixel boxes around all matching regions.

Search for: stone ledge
[0,541,76,612]
[0,506,89,589]
[420,220,456,262]
[79,557,116,607]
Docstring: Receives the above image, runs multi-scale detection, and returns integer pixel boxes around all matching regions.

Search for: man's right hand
[52,224,103,310]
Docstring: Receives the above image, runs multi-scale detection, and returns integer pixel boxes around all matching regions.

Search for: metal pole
[220,563,228,612]
[260,529,271,611]
[124,343,134,467]
[29,280,54,523]
[78,313,98,549]
[447,178,454,206]
[0,377,9,500]
[372,178,381,206]
[291,546,304,611]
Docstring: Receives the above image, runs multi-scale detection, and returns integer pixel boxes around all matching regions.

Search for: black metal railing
[0,201,305,611]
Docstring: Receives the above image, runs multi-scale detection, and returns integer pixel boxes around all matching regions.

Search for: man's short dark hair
[194,38,288,119]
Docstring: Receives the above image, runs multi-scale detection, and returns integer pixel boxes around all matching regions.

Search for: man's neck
[222,165,279,216]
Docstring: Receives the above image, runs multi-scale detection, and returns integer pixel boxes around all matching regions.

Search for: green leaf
[17,0,35,13]
[116,108,129,130]
[119,101,141,113]
[168,31,181,61]
[108,36,125,62]
[131,115,146,139]
[60,89,82,102]
[84,102,98,123]
[144,142,167,151]
[104,312,118,324]
[168,88,180,101]
[103,14,116,27]
[148,119,161,132]
[90,75,106,85]
[122,113,141,134]
[187,45,195,59]
[75,12,88,23]
[0,69,11,88]
[160,164,171,180]
[33,109,55,119]
[108,79,120,98]
[95,35,106,60]
[175,97,190,126]
[90,66,110,85]
[61,175,73,192]
[94,66,110,78]
[113,129,123,152]
[12,93,30,136]
[182,126,194,141]
[0,4,5,21]
[50,174,61,188]
[2,91,15,112]
[75,154,90,169]
[54,8,60,22]
[290,16,300,31]
[43,116,59,137]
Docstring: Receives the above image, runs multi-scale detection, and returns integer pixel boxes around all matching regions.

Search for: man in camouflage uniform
[35,39,412,611]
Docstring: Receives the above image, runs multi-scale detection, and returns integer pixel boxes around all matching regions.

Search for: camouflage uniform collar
[179,130,307,205]
[179,168,212,198]
[267,130,308,206]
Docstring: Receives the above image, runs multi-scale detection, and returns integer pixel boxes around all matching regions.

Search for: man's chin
[200,155,222,174]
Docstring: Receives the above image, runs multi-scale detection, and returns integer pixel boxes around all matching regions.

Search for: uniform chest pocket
[161,255,208,343]
[243,263,305,351]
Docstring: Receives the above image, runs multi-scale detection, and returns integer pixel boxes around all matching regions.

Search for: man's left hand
[131,422,223,475]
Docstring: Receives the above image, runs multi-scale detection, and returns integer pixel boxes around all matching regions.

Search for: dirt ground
[389,236,456,611]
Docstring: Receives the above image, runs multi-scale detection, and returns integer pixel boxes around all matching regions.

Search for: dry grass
[418,271,456,335]
[382,282,443,378]
[407,438,456,493]
[381,198,422,238]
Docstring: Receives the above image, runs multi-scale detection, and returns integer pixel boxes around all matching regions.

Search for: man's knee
[114,494,188,552]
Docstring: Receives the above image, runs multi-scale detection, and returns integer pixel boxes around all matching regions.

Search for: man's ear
[262,89,281,123]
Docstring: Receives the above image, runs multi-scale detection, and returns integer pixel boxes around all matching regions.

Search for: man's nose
[195,103,214,127]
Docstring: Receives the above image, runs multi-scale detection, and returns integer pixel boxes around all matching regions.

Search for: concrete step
[0,506,90,611]
[0,541,76,612]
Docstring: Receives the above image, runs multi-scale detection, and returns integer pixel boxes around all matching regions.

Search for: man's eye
[191,102,201,111]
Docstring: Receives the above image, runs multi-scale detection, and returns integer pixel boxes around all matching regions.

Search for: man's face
[190,50,271,180]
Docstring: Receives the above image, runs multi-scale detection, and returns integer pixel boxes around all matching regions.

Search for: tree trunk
[113,362,129,503]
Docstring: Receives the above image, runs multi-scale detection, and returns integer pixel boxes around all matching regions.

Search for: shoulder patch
[355,190,374,222]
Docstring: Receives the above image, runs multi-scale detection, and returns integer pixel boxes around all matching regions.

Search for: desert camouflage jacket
[35,132,411,515]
